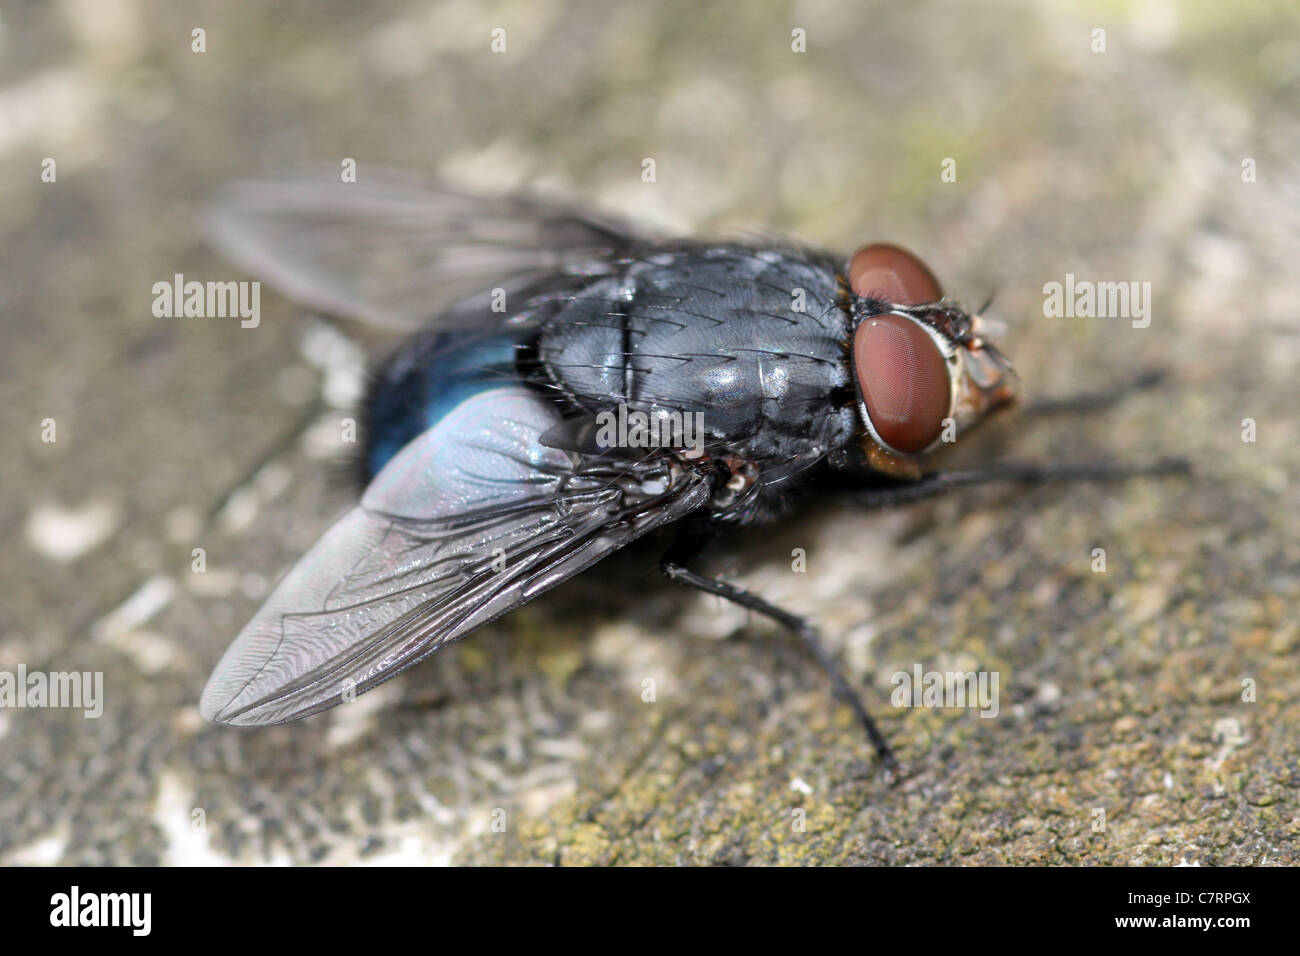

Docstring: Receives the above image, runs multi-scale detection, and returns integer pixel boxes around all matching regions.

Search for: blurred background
[1,0,1297,865]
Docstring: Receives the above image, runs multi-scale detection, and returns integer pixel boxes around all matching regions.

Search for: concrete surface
[1,0,1297,865]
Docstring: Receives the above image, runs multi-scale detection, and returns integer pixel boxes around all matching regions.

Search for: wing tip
[198,680,243,726]
[199,674,277,727]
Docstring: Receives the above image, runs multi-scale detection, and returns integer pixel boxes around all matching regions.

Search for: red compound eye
[854,313,951,454]
[848,243,942,305]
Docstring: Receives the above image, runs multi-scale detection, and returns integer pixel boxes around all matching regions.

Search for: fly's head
[844,244,1018,479]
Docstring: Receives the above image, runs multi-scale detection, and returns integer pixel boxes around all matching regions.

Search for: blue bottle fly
[199,173,1185,773]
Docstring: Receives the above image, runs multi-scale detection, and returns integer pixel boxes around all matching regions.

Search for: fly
[199,172,1188,777]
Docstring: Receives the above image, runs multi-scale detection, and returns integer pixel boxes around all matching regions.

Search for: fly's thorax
[536,244,857,466]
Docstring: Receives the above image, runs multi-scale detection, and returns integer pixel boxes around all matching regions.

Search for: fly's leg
[661,524,898,778]
[1018,367,1166,418]
[860,367,1188,506]
[662,560,899,776]
[845,457,1189,510]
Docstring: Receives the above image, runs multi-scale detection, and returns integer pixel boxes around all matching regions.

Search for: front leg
[1017,366,1166,418]
[843,457,1189,511]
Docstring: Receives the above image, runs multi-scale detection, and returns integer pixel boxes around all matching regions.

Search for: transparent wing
[205,170,653,330]
[200,386,709,726]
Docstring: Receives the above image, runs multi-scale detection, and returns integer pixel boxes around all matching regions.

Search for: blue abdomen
[364,330,521,480]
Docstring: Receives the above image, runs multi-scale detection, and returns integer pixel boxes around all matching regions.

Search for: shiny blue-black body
[365,244,860,519]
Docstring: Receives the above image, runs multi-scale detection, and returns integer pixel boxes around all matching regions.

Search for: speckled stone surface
[2,0,1297,865]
